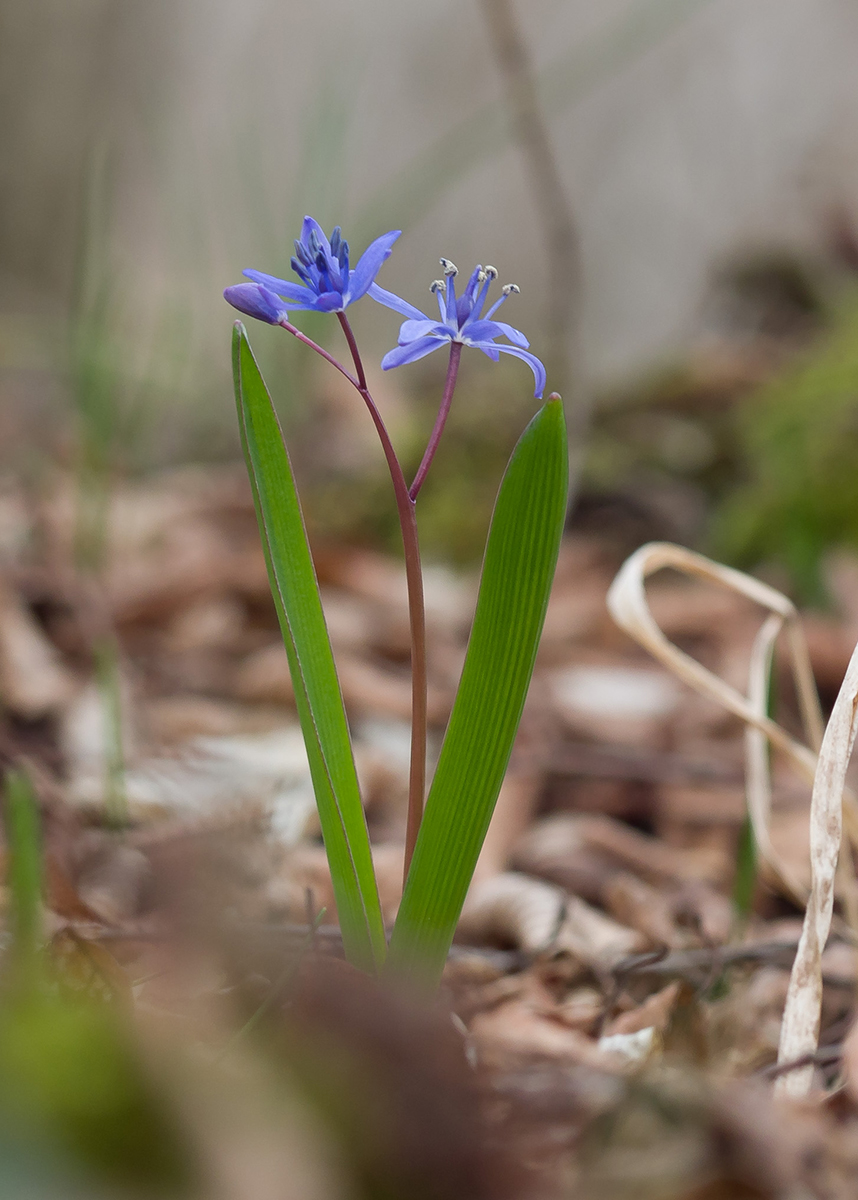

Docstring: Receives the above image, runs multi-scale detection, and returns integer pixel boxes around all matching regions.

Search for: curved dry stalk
[775,639,858,1098]
[745,614,807,905]
[606,543,858,850]
[606,542,858,1100]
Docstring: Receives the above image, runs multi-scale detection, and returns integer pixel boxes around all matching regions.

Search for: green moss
[710,290,858,602]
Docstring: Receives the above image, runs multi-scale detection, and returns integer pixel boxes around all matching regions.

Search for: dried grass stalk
[607,542,858,1098]
[606,543,858,854]
[774,639,858,1097]
[745,614,807,904]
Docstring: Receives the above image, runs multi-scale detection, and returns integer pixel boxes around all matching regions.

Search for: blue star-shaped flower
[371,260,546,398]
[224,216,401,322]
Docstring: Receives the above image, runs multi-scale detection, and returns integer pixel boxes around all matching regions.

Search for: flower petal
[224,283,288,325]
[489,320,529,348]
[381,335,446,370]
[462,266,483,302]
[495,345,547,398]
[367,283,429,322]
[444,274,458,325]
[475,342,500,362]
[345,230,401,303]
[313,290,346,312]
[464,318,529,348]
[397,319,450,344]
[243,270,315,304]
[301,216,331,256]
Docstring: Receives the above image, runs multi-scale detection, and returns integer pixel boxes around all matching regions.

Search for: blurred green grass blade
[388,398,568,985]
[232,323,385,973]
[3,769,43,970]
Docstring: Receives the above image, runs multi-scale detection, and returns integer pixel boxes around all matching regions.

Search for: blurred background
[6,0,858,587]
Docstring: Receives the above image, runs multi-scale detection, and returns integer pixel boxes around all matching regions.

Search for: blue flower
[371,260,546,398]
[224,217,401,321]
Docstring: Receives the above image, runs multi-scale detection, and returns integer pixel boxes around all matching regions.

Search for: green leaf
[232,323,385,972]
[388,398,568,986]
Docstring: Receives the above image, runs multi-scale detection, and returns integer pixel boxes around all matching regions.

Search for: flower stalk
[409,342,462,501]
[335,313,428,883]
[225,218,547,903]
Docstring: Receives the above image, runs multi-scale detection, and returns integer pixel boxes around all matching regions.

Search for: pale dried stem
[607,542,858,1099]
[775,640,858,1097]
[745,615,807,904]
[606,543,858,846]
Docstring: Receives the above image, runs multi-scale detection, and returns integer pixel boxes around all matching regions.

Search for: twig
[478,0,587,475]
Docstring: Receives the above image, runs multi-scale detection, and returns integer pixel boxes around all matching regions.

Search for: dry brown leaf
[604,981,681,1037]
[514,812,727,891]
[471,770,543,888]
[602,873,683,948]
[0,580,75,717]
[336,652,450,724]
[469,997,617,1072]
[459,872,643,970]
[234,643,295,705]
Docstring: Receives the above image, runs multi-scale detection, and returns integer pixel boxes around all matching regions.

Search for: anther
[439,258,458,276]
[502,283,520,295]
[430,279,445,293]
[484,266,498,279]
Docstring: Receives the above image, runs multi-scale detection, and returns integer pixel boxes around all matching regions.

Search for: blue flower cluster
[225,218,545,396]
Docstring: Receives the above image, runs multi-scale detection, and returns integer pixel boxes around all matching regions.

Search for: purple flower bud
[223,283,288,325]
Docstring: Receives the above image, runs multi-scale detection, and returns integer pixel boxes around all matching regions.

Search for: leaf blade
[388,398,568,985]
[232,323,385,972]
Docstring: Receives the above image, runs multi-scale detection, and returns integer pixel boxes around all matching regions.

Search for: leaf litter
[5,468,858,1195]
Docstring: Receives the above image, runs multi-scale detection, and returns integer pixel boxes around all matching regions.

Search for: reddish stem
[409,342,462,501]
[331,314,428,886]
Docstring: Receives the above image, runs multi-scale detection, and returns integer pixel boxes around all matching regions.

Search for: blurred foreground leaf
[3,770,43,990]
[388,398,568,985]
[232,323,385,973]
[0,997,195,1196]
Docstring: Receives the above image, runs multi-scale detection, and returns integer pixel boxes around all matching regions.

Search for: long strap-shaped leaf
[387,398,568,986]
[232,323,385,973]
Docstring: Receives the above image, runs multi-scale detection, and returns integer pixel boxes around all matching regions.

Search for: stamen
[429,279,445,293]
[291,257,312,285]
[484,266,498,279]
[502,283,520,295]
[439,258,458,276]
